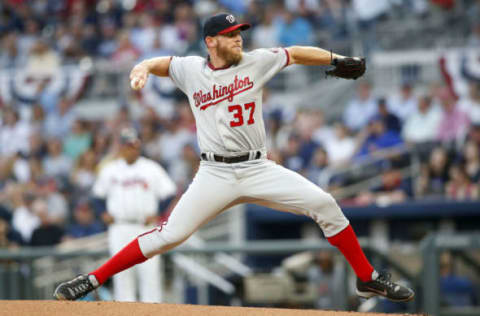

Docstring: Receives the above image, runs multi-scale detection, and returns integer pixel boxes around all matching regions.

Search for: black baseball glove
[326,57,366,80]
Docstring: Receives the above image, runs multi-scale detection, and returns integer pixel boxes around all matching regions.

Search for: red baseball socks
[327,224,374,282]
[90,238,147,285]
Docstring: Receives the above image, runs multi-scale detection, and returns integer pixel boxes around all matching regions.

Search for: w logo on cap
[226,14,235,23]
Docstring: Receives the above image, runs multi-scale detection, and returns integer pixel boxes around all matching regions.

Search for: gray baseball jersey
[168,48,289,155]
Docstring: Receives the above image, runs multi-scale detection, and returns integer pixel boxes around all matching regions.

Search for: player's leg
[112,269,137,301]
[241,160,414,302]
[137,255,162,302]
[108,225,138,301]
[54,163,240,300]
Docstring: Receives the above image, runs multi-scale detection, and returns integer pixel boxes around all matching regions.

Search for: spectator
[294,110,321,168]
[27,157,45,183]
[276,10,314,47]
[251,8,280,49]
[140,121,162,162]
[377,97,401,133]
[44,97,77,138]
[463,140,480,182]
[172,3,199,54]
[458,82,480,125]
[30,104,45,134]
[28,133,47,160]
[63,119,92,161]
[130,13,157,55]
[36,178,68,227]
[70,149,97,195]
[43,138,73,179]
[17,19,40,61]
[11,190,40,244]
[159,4,194,55]
[0,217,22,248]
[286,0,320,19]
[0,32,24,68]
[66,199,104,239]
[355,116,403,159]
[351,0,390,54]
[105,106,132,134]
[29,198,64,246]
[81,24,100,57]
[0,203,23,248]
[91,130,111,163]
[97,19,118,58]
[282,133,304,172]
[387,83,418,122]
[402,95,442,144]
[317,0,350,42]
[157,115,195,170]
[343,81,377,132]
[0,108,31,157]
[169,143,200,191]
[324,122,356,167]
[305,147,331,189]
[416,147,450,198]
[311,109,334,147]
[468,124,480,150]
[446,164,479,200]
[112,31,140,65]
[355,165,410,206]
[437,87,470,146]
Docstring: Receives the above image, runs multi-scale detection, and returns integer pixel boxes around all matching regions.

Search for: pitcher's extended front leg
[54,165,239,300]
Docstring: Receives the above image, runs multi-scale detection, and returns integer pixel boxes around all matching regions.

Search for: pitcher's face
[215,29,243,65]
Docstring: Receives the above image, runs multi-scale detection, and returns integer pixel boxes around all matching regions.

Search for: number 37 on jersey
[228,102,256,127]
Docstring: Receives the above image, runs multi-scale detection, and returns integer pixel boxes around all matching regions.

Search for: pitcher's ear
[205,36,216,49]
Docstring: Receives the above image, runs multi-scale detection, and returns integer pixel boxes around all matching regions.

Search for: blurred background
[0,0,479,315]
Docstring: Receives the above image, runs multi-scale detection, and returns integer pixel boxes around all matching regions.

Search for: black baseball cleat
[53,274,99,300]
[356,271,415,302]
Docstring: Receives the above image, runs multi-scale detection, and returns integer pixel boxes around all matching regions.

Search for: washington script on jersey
[193,75,254,111]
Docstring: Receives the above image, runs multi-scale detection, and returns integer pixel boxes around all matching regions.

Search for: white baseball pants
[138,159,349,258]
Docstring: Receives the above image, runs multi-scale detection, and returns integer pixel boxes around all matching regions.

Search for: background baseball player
[92,127,176,302]
[54,13,414,303]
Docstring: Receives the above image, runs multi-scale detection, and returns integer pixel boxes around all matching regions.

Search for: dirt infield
[0,301,422,316]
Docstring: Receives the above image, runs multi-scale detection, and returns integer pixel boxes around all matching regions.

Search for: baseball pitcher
[55,13,414,303]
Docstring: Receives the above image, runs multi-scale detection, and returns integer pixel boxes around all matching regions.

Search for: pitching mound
[0,300,421,316]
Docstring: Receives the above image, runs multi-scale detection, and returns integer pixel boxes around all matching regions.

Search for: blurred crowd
[1,0,480,249]
[2,78,480,248]
[1,0,479,69]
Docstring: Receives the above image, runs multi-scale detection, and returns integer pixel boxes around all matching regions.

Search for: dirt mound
[0,300,420,316]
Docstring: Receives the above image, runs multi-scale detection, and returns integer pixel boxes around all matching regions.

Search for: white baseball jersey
[93,157,176,223]
[168,48,289,155]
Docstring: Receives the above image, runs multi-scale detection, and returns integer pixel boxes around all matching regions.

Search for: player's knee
[138,227,189,257]
[313,193,349,236]
[310,192,340,215]
[160,227,189,247]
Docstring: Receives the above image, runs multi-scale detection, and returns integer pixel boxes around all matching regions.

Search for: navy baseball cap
[203,13,250,39]
[119,127,139,145]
